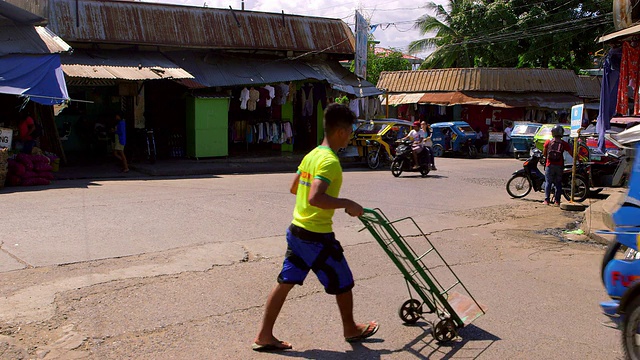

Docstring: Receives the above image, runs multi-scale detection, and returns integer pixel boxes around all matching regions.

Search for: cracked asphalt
[0,157,621,359]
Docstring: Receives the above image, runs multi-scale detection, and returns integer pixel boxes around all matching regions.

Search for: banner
[354,11,368,80]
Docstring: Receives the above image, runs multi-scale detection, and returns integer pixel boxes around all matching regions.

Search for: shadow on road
[273,323,499,359]
[278,340,394,359]
[0,174,224,194]
[401,322,500,359]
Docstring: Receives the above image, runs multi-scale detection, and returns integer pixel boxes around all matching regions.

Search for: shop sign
[0,127,13,148]
[489,132,503,142]
[570,104,584,138]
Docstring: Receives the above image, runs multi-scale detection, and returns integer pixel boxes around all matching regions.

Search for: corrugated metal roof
[0,1,47,25]
[305,59,383,97]
[418,91,581,109]
[48,0,355,55]
[61,50,193,80]
[0,24,70,56]
[575,75,601,99]
[377,68,579,94]
[166,52,380,97]
[380,92,426,105]
[167,52,318,86]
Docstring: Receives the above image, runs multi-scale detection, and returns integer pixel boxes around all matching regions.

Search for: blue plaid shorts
[277,224,354,295]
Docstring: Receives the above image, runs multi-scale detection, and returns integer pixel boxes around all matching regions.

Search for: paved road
[0,156,621,359]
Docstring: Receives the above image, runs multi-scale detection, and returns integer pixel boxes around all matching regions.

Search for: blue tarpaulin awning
[0,54,69,105]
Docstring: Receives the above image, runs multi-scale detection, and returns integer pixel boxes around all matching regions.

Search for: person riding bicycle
[543,125,571,206]
[400,121,424,169]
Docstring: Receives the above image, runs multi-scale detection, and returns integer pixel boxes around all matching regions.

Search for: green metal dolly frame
[358,208,486,342]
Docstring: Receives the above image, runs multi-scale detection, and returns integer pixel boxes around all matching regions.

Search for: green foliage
[412,0,613,71]
[334,95,349,104]
[367,50,411,85]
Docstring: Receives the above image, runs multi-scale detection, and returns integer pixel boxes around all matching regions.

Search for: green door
[187,97,229,158]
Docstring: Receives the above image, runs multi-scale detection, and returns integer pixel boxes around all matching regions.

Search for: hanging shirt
[617,42,640,116]
[257,87,270,108]
[239,87,250,110]
[287,82,296,102]
[302,85,314,116]
[248,88,260,111]
[279,83,290,105]
[264,85,275,107]
[349,99,360,118]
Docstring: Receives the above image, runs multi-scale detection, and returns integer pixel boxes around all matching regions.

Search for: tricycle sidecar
[430,121,478,158]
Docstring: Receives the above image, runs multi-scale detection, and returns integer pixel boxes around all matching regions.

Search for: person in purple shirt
[112,113,129,173]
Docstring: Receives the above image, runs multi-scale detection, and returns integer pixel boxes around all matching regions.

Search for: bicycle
[144,128,156,164]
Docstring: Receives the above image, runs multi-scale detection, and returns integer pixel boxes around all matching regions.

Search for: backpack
[547,140,563,162]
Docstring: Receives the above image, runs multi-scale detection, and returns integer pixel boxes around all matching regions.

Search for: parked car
[430,121,478,158]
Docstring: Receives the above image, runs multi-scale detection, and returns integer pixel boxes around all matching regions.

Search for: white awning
[599,23,640,43]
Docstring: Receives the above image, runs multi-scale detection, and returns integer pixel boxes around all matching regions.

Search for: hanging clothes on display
[277,83,290,105]
[598,47,622,152]
[263,85,275,107]
[349,99,360,118]
[301,84,314,117]
[248,87,260,111]
[240,87,250,110]
[616,41,640,116]
[287,82,296,103]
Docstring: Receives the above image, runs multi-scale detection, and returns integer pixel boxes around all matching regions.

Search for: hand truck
[357,208,486,343]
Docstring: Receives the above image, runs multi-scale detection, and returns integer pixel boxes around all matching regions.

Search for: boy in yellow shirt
[252,103,378,351]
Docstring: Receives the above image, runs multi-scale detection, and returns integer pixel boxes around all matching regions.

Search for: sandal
[251,340,292,352]
[345,321,379,342]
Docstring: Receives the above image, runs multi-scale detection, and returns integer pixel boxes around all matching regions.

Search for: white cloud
[140,0,448,58]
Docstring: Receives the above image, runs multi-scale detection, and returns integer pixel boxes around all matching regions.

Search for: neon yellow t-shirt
[291,146,343,233]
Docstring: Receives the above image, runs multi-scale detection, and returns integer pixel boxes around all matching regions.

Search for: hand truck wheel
[432,318,457,343]
[398,299,422,324]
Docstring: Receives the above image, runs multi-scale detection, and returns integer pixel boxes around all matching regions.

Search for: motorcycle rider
[420,121,437,171]
[543,125,571,206]
[400,121,424,169]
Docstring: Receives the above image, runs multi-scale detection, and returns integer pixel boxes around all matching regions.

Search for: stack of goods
[7,153,54,186]
[0,148,8,189]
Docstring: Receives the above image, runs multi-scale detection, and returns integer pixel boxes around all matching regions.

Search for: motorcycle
[579,150,632,190]
[506,149,589,202]
[365,139,391,170]
[391,140,431,178]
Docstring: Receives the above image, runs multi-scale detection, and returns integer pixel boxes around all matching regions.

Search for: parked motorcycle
[580,150,632,190]
[391,140,431,177]
[366,139,390,170]
[506,149,589,202]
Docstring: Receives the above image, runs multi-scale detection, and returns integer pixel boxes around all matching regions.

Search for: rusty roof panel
[377,68,579,94]
[0,24,70,55]
[575,75,601,99]
[48,0,355,55]
[61,50,193,80]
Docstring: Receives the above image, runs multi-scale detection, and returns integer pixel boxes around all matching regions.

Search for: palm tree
[409,1,474,69]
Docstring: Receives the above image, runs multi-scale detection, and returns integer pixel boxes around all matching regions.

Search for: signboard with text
[570,104,584,138]
[0,127,13,149]
[489,132,503,142]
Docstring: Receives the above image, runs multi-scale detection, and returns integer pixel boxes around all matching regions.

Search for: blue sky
[139,0,447,58]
